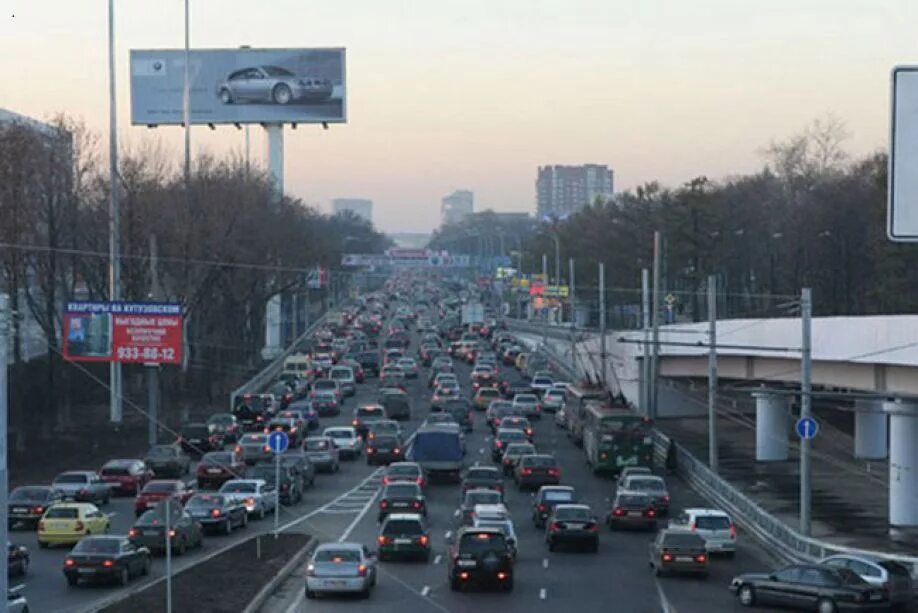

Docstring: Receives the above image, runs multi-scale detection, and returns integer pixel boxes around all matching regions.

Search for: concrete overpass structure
[561,315,918,528]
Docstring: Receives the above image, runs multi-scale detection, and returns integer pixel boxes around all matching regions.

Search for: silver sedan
[216,65,333,105]
[305,542,377,599]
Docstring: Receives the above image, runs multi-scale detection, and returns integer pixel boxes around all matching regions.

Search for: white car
[540,389,565,413]
[819,553,914,608]
[530,375,554,394]
[329,366,356,397]
[669,508,735,555]
[218,479,276,519]
[324,427,363,460]
[305,542,378,599]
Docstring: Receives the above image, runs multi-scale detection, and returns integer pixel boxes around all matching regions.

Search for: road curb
[242,536,317,613]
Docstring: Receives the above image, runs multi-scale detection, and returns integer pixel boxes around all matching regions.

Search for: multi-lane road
[11,313,782,613]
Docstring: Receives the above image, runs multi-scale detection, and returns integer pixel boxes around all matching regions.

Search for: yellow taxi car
[38,503,110,548]
[473,387,502,411]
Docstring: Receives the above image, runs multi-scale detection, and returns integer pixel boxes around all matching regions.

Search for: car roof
[324,427,356,434]
[682,508,730,518]
[315,542,363,552]
[387,462,421,470]
[554,503,591,512]
[56,470,95,478]
[538,485,574,493]
[222,479,264,486]
[384,513,425,522]
[50,502,96,510]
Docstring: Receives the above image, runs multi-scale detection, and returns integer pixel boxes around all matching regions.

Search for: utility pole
[553,236,561,287]
[707,274,718,473]
[147,235,161,447]
[165,497,173,613]
[0,294,10,600]
[650,231,662,419]
[183,0,191,184]
[569,258,576,357]
[642,269,650,416]
[541,253,548,279]
[599,263,607,390]
[800,287,813,536]
[108,0,123,423]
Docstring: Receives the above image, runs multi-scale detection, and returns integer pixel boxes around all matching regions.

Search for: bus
[564,384,607,447]
[582,403,653,477]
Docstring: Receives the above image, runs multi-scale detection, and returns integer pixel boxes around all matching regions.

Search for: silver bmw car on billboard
[216,65,333,105]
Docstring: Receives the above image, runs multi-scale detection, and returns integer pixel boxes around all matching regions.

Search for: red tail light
[394,448,401,454]
[729,524,736,539]
[412,501,422,509]
[588,522,599,532]
[662,495,670,503]
[378,535,391,545]
[548,468,560,477]
[662,552,674,562]
[169,529,177,537]
[416,477,424,486]
[549,522,561,532]
[263,445,271,453]
[496,441,503,449]
[352,420,360,427]
[459,571,470,580]
[644,508,657,518]
[64,558,75,567]
[497,571,508,580]
[383,476,391,485]
[418,535,429,546]
[695,554,707,563]
[521,468,532,476]
[379,500,389,509]
[128,528,140,538]
[612,507,626,517]
[357,564,368,576]
[102,560,114,567]
[235,446,242,454]
[38,521,45,532]
[503,457,511,465]
[211,508,222,518]
[32,506,44,514]
[538,504,547,512]
[75,521,85,532]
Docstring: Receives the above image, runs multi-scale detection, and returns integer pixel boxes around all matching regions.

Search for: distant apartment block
[441,190,474,227]
[331,198,374,223]
[536,164,614,218]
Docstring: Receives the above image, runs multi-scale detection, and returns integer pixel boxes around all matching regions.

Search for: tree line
[433,117,915,324]
[0,115,390,426]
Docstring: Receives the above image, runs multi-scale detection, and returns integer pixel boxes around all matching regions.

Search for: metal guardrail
[517,320,918,576]
[228,310,334,409]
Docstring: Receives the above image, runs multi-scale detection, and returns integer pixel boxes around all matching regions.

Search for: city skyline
[1,0,907,232]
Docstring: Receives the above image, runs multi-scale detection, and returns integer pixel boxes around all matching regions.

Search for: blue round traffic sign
[267,430,289,454]
[795,416,819,440]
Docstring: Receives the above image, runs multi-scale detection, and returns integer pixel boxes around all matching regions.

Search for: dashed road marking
[434,554,442,565]
[542,558,549,569]
[478,448,484,454]
[445,530,452,540]
[539,588,547,600]
[421,585,431,597]
[453,509,460,518]
[656,579,676,613]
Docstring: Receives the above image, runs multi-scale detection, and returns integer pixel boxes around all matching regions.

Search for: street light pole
[183,0,191,183]
[553,234,560,286]
[107,0,123,423]
[800,287,813,536]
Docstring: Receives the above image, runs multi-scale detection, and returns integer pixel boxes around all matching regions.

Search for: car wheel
[241,512,249,527]
[736,584,755,606]
[219,88,234,104]
[503,576,514,591]
[272,82,290,105]
[816,598,837,613]
[305,588,316,599]
[176,538,187,556]
[66,575,78,587]
[18,557,28,576]
[360,587,371,599]
[257,507,265,520]
[141,556,151,576]
[38,541,48,549]
[450,577,461,592]
[548,539,556,552]
[118,567,130,586]
[224,519,233,535]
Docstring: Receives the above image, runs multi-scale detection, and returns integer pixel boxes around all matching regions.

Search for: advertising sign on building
[63,302,183,365]
[130,48,346,126]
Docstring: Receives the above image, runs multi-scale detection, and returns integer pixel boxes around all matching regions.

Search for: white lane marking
[444,530,452,540]
[434,554,442,565]
[453,509,460,518]
[539,588,547,600]
[338,486,380,542]
[478,448,484,454]
[421,585,431,597]
[542,558,549,569]
[656,579,676,613]
[277,467,383,532]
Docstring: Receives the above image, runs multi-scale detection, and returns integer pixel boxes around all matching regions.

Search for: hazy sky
[1,1,914,232]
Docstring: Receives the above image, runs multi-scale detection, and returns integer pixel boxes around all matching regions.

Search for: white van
[283,353,313,379]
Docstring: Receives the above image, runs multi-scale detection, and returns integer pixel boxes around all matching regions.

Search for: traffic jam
[8,272,910,612]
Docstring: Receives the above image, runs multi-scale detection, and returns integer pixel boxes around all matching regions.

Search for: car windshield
[383,519,424,535]
[54,474,88,484]
[630,479,665,491]
[618,494,651,506]
[10,487,48,501]
[314,549,361,563]
[466,491,502,505]
[181,425,209,436]
[305,439,330,451]
[101,466,131,476]
[357,407,383,417]
[507,445,535,456]
[262,65,295,77]
[148,446,177,458]
[372,435,399,446]
[326,430,353,439]
[73,538,120,554]
[477,520,512,536]
[387,465,419,477]
[467,469,497,480]
[661,532,706,548]
[459,532,506,554]
[555,507,591,521]
[695,516,731,530]
[314,381,336,390]
[202,453,232,465]
[522,455,556,467]
[45,507,79,519]
[242,434,267,443]
[499,431,527,442]
[330,369,350,379]
[187,495,223,508]
[385,484,419,497]
[220,482,256,493]
[543,490,575,502]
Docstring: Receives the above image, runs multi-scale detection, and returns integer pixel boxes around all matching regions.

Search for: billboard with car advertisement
[63,302,183,365]
[130,48,346,125]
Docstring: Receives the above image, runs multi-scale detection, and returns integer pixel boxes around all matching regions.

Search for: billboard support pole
[107,0,123,424]
[147,235,161,448]
[183,0,191,183]
[0,294,10,602]
[265,124,284,205]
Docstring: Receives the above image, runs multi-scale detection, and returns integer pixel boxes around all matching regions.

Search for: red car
[134,479,194,517]
[196,450,245,490]
[100,459,154,495]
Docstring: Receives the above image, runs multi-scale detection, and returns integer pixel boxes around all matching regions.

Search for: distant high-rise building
[441,190,474,226]
[331,198,373,223]
[536,164,614,218]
